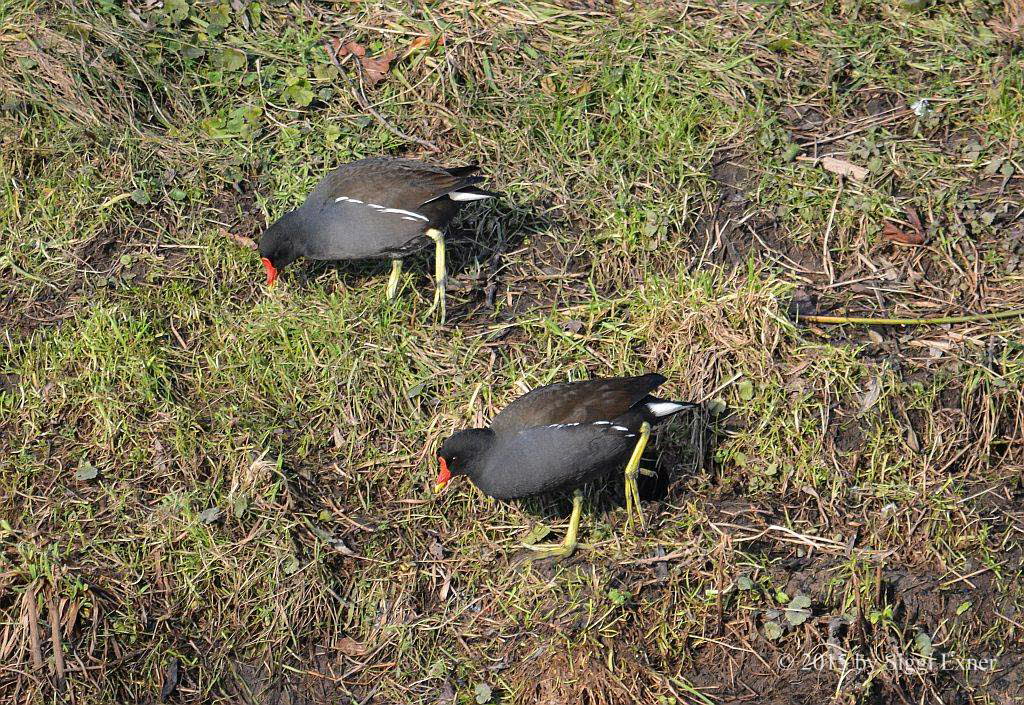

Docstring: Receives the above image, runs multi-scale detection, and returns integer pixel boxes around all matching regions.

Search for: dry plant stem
[822,178,843,284]
[797,308,1024,326]
[24,583,43,671]
[46,593,66,689]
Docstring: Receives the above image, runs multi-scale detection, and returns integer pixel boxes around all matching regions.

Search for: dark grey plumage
[258,158,496,281]
[437,374,695,499]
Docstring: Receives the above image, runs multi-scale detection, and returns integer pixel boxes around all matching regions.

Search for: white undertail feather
[447,191,493,202]
[645,401,688,417]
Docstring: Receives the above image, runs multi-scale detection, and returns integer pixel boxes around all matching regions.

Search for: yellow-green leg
[425,228,446,322]
[624,421,651,530]
[386,259,403,300]
[524,489,583,560]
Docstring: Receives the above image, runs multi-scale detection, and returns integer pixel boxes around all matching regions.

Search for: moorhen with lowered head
[434,373,697,558]
[259,157,496,320]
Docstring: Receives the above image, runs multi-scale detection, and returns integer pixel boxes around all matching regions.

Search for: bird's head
[434,428,494,494]
[258,211,305,286]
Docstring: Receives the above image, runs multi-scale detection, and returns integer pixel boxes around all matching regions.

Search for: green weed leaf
[75,461,99,481]
[915,632,934,657]
[157,0,189,24]
[474,682,492,704]
[767,38,797,52]
[737,380,754,401]
[608,588,631,606]
[199,507,222,524]
[784,594,811,626]
[281,81,314,107]
[214,48,247,71]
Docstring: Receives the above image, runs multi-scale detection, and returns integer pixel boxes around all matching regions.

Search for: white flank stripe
[612,425,628,432]
[645,401,687,417]
[448,191,493,202]
[401,216,419,221]
[381,207,428,221]
[335,196,427,221]
[625,434,636,438]
[594,421,610,425]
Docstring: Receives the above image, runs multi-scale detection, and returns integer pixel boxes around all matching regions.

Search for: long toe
[429,286,446,323]
[522,541,578,562]
[631,479,646,530]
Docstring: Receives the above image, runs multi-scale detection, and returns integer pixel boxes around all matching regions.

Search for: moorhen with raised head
[259,157,496,320]
[434,373,697,558]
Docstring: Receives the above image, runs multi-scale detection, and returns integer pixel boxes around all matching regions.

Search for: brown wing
[305,158,481,212]
[490,374,666,433]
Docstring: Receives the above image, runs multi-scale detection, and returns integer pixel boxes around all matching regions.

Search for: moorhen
[434,373,697,558]
[258,157,496,320]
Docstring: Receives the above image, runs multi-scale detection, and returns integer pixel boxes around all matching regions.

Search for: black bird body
[259,158,495,280]
[437,374,694,499]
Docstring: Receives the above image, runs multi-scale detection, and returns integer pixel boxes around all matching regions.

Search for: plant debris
[329,39,397,86]
[338,636,367,657]
[882,220,925,246]
[220,227,257,250]
[798,155,869,181]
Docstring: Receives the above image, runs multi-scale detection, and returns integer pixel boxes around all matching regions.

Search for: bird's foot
[521,540,578,562]
[623,422,651,532]
[427,276,447,323]
[624,468,646,531]
[520,489,583,562]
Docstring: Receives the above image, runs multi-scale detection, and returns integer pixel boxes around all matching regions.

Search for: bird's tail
[643,398,700,419]
[446,184,500,201]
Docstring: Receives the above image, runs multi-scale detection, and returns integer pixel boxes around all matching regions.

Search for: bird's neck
[281,209,312,253]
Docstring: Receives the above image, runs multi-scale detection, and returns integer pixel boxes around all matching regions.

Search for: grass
[2,0,1024,703]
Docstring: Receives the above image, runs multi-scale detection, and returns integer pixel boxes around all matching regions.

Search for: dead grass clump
[991,0,1024,43]
[631,272,792,398]
[515,643,653,705]
[0,13,189,133]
